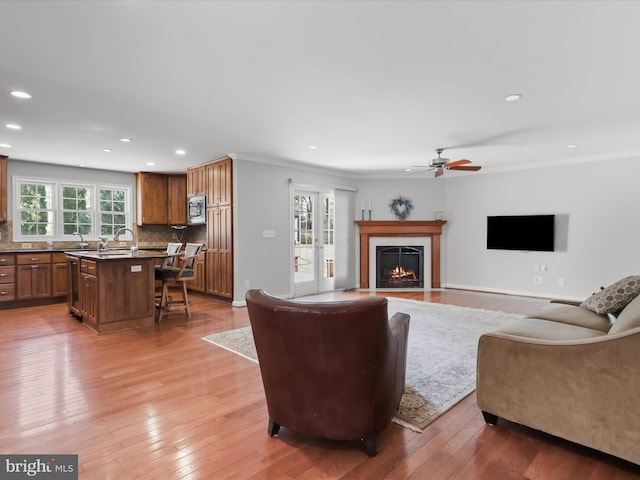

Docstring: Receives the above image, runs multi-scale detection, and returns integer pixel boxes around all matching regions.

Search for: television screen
[487,215,555,252]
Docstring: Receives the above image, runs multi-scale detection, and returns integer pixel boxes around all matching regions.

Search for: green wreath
[389,195,414,220]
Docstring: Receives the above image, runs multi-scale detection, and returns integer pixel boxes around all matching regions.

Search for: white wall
[233,158,357,304]
[443,157,640,299]
[355,177,446,222]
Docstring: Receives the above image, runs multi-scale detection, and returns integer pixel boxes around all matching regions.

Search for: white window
[13,177,131,241]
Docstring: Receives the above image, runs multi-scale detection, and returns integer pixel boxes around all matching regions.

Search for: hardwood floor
[1,289,638,479]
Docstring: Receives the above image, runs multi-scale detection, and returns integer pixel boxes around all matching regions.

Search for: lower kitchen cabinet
[67,254,156,334]
[0,253,15,302]
[52,253,68,297]
[17,253,52,299]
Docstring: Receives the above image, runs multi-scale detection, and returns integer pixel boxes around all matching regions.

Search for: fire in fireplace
[376,245,424,288]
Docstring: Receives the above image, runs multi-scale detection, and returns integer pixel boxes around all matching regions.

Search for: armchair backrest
[245,289,407,441]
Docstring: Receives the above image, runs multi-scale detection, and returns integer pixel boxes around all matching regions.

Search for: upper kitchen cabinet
[167,175,187,226]
[0,155,7,223]
[187,165,206,197]
[136,172,188,226]
[136,172,168,225]
[205,156,232,207]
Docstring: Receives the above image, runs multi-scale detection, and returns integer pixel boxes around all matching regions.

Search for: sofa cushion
[488,318,605,341]
[580,275,640,314]
[527,302,611,333]
[609,293,640,335]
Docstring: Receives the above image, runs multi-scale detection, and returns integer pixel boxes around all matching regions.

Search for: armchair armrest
[389,312,410,337]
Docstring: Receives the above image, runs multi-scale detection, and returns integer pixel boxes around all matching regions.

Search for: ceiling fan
[404,148,482,178]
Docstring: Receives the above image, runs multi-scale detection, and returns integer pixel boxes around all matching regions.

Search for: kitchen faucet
[72,231,89,249]
[115,227,138,254]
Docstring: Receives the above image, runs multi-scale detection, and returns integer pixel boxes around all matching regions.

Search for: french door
[292,189,335,297]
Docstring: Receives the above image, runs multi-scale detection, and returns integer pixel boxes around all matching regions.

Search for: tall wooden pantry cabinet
[187,156,233,300]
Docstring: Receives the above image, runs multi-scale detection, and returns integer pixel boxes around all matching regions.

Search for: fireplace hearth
[376,245,424,288]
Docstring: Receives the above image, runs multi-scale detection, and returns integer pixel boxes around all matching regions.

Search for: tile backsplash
[0,221,207,251]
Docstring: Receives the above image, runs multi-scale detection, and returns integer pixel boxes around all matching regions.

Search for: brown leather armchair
[245,289,410,456]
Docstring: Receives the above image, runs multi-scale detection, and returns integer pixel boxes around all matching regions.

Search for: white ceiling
[1,0,640,177]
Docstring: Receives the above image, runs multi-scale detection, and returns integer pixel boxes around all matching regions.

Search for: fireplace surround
[356,220,446,289]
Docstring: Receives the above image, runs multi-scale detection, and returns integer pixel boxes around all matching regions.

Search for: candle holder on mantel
[361,209,365,221]
[368,209,372,221]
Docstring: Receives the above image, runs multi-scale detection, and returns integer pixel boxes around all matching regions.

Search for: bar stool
[156,243,203,321]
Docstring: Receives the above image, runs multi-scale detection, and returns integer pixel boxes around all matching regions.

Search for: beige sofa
[477,291,640,465]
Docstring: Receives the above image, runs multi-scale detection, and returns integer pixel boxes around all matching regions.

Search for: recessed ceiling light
[120,138,131,143]
[175,149,186,155]
[504,94,522,102]
[146,162,155,166]
[307,145,317,150]
[404,168,413,172]
[6,123,22,130]
[566,144,578,149]
[0,143,11,148]
[10,90,32,99]
[102,148,112,152]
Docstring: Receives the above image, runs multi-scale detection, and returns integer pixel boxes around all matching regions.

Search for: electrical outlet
[534,275,542,285]
[534,264,540,272]
[118,241,127,247]
[21,243,32,249]
[244,280,250,288]
[541,264,548,272]
[558,277,565,286]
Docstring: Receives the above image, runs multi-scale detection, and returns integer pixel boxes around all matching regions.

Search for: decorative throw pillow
[581,275,640,314]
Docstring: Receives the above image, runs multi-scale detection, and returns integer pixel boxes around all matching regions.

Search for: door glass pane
[294,194,314,283]
[323,196,335,279]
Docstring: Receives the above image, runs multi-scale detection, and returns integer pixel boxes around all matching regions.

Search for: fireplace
[376,245,424,288]
[356,220,446,289]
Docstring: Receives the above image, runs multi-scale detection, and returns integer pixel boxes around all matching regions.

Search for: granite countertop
[65,249,175,260]
[0,246,167,254]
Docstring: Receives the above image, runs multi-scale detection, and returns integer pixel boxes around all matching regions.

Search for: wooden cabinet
[16,253,52,299]
[70,255,155,334]
[0,254,15,302]
[136,172,188,226]
[79,259,98,328]
[187,165,206,196]
[167,175,187,225]
[187,155,233,301]
[205,157,232,207]
[0,155,7,223]
[136,172,168,225]
[189,252,206,293]
[52,253,68,297]
[206,204,233,298]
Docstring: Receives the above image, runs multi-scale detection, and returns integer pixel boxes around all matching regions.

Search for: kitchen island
[66,250,175,334]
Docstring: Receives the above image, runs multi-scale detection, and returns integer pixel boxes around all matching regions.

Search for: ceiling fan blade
[444,159,471,168]
[434,168,444,178]
[401,169,428,176]
[448,165,482,171]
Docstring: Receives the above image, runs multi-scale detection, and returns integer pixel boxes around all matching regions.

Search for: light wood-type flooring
[1,289,639,479]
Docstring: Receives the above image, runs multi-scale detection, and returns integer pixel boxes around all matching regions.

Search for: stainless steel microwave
[187,195,206,225]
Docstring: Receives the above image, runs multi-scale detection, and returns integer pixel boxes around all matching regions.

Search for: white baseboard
[443,283,584,302]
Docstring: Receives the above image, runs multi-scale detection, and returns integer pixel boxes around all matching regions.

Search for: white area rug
[202,298,524,431]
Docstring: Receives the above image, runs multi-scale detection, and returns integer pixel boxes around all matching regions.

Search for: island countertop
[64,249,177,261]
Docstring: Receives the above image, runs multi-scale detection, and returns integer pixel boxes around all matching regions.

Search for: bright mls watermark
[0,455,78,479]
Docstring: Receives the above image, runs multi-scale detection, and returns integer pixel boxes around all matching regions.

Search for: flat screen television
[487,215,555,252]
